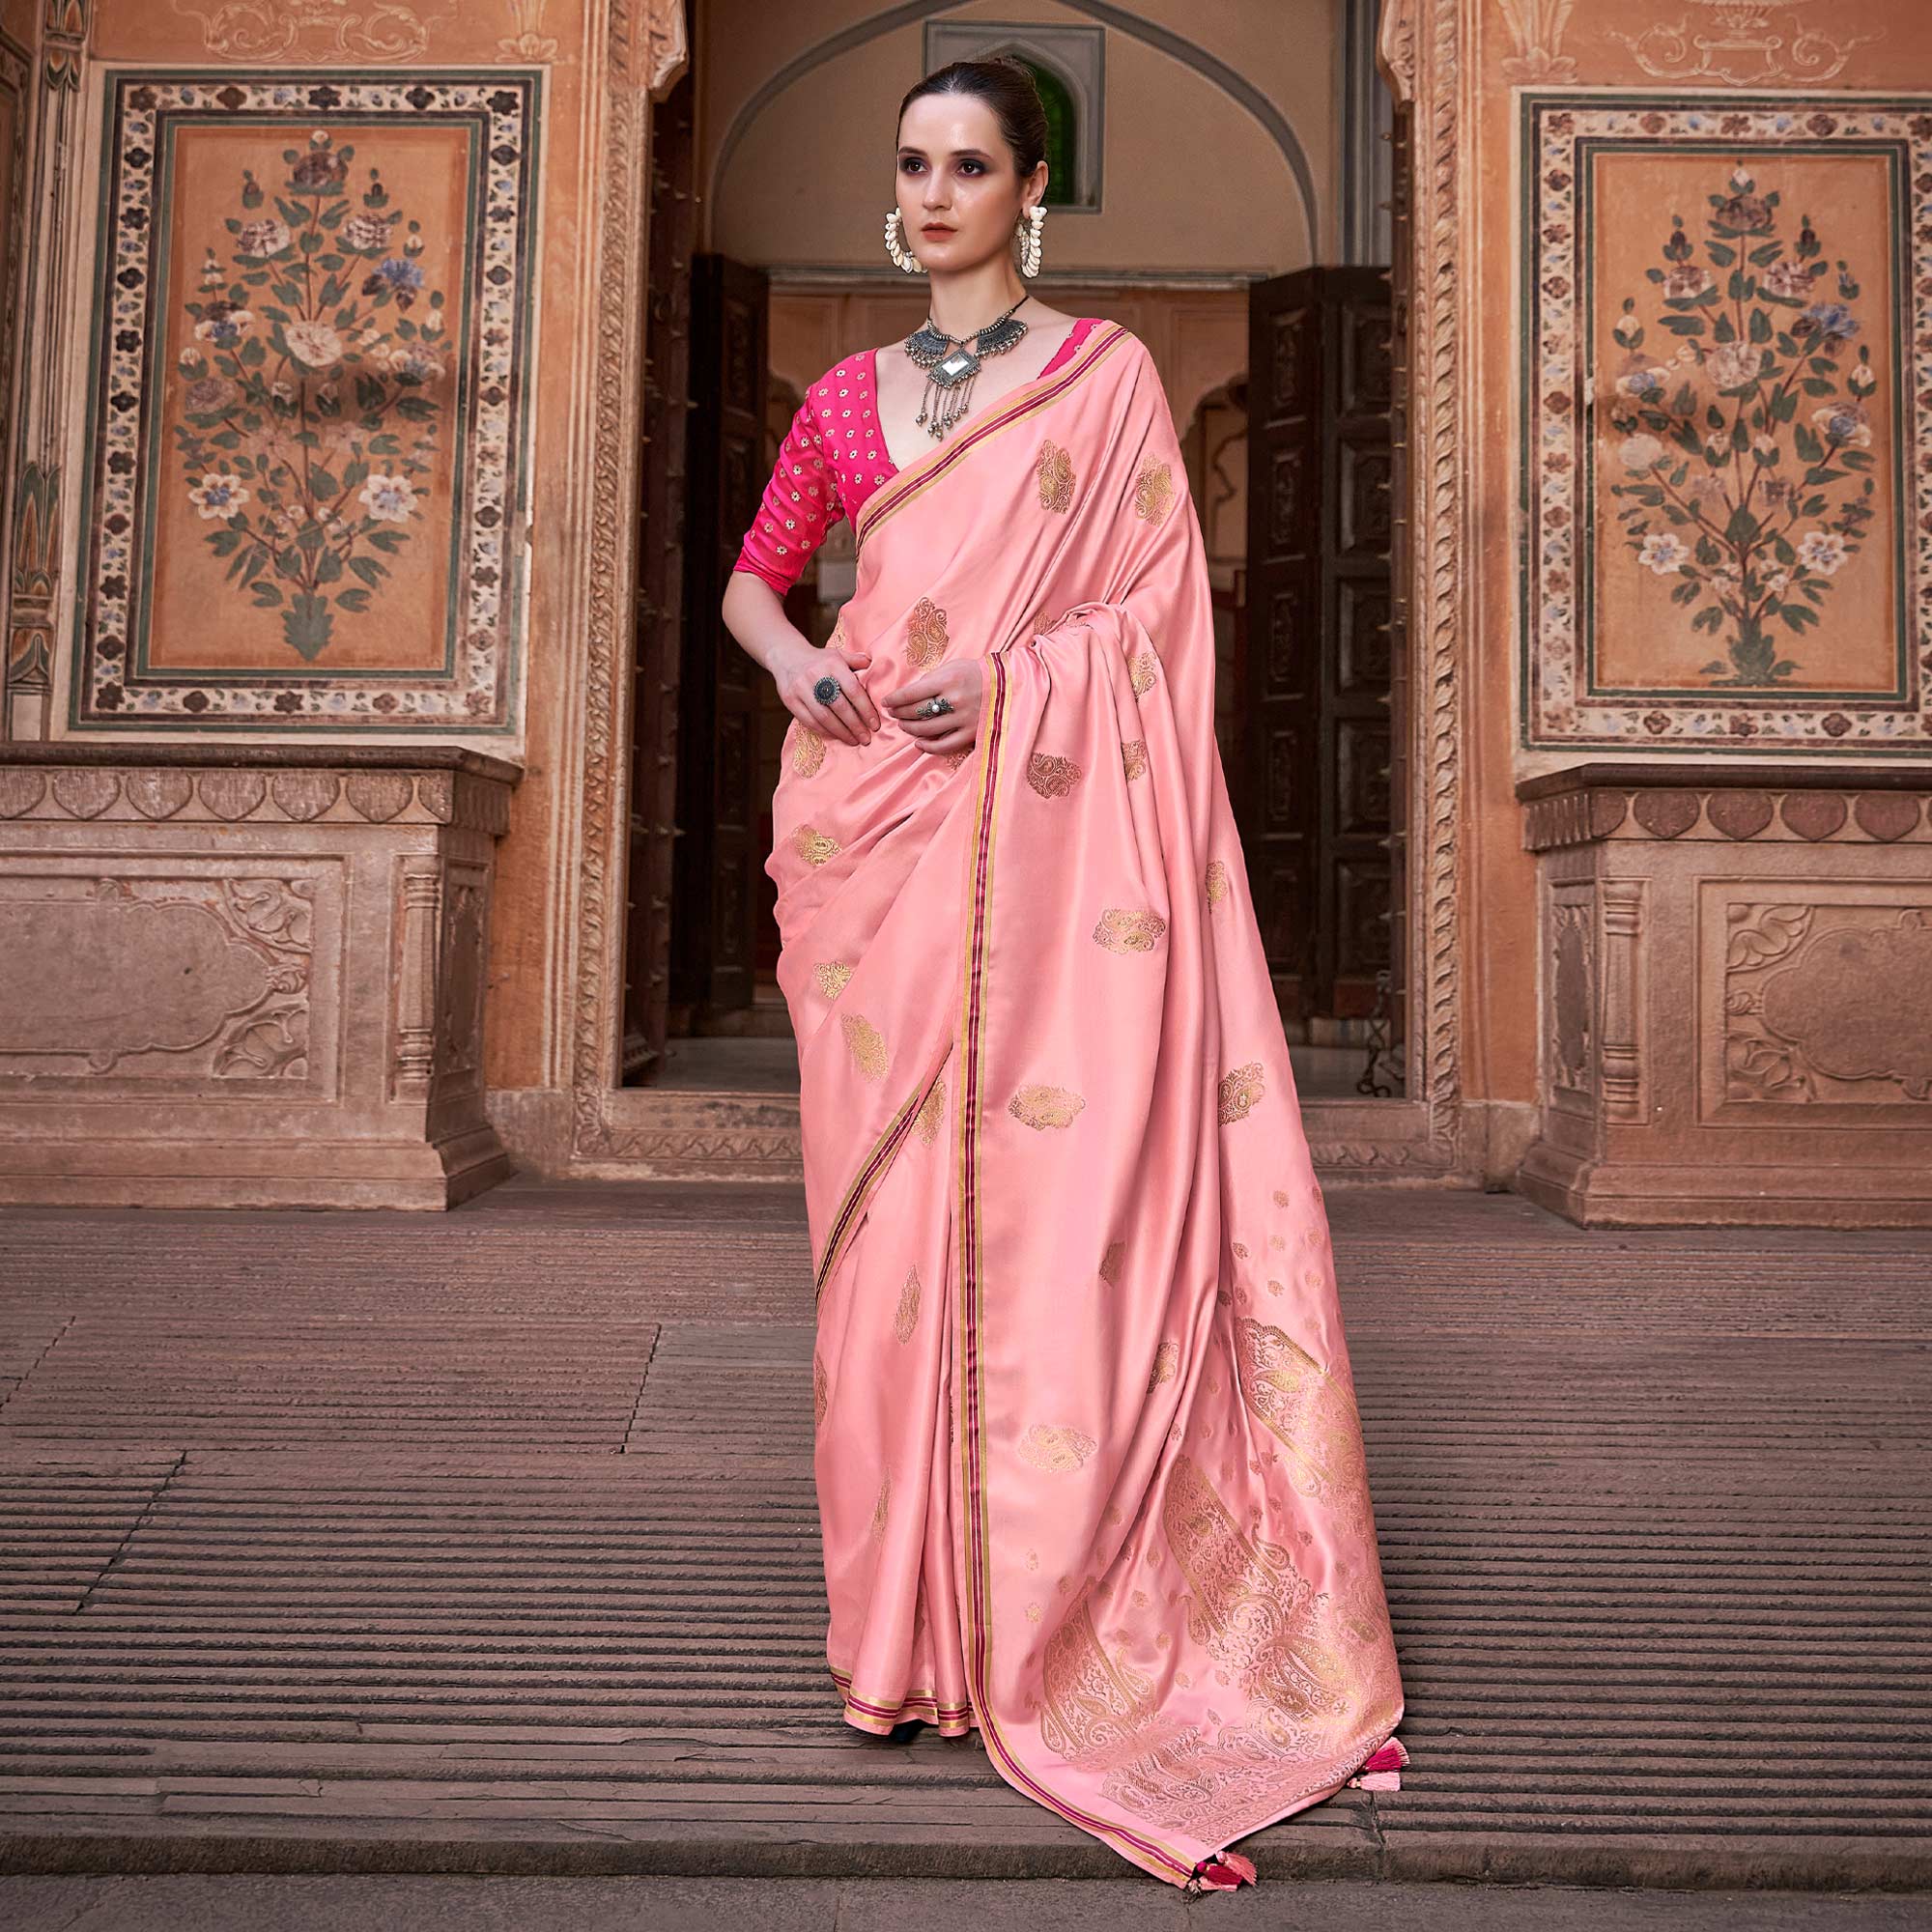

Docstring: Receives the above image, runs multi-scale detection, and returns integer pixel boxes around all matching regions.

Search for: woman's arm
[722,570,880,748]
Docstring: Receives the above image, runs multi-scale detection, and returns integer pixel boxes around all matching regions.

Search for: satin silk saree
[767,321,1405,1889]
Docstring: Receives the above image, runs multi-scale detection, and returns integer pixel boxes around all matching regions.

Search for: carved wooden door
[623,64,696,1082]
[670,252,768,1026]
[1244,267,1394,1022]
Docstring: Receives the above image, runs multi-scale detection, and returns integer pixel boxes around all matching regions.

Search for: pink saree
[766,320,1406,1890]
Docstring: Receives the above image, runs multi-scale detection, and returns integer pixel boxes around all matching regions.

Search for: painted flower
[187,473,250,520]
[284,320,345,368]
[358,472,417,522]
[1662,265,1713,301]
[1705,340,1764,391]
[193,301,253,348]
[340,210,400,251]
[1812,402,1872,448]
[1612,312,1642,346]
[184,376,235,414]
[1796,301,1860,343]
[1614,360,1670,403]
[199,249,224,292]
[1638,532,1690,576]
[1797,530,1850,575]
[1847,355,1878,397]
[1715,189,1773,230]
[234,217,292,257]
[368,257,423,295]
[291,147,348,189]
[177,347,206,375]
[1618,434,1665,470]
[1760,260,1819,300]
[384,342,444,384]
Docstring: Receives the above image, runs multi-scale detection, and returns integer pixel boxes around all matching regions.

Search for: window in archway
[926,22,1103,212]
[1011,57,1078,208]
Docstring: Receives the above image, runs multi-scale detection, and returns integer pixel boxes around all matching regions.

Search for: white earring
[1017,204,1045,278]
[885,208,925,275]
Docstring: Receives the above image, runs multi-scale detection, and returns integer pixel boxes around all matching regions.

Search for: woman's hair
[897,55,1048,181]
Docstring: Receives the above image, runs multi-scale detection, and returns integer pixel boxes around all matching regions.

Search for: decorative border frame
[71,68,542,732]
[1520,91,1932,754]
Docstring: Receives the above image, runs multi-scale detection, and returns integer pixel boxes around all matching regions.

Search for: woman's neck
[923,270,1034,340]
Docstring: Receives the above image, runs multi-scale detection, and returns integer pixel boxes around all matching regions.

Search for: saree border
[854,321,1134,554]
[829,1662,976,1736]
[950,647,1199,1888]
[813,1040,952,1303]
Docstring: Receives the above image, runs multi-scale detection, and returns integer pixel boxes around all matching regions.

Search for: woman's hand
[882,659,985,758]
[771,638,882,748]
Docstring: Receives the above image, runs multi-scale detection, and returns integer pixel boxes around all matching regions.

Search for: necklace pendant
[932,344,980,388]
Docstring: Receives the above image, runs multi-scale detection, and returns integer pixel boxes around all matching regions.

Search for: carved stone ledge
[0,748,519,1210]
[1514,763,1932,1229]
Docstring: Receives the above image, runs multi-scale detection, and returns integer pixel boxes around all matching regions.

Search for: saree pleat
[768,321,1404,1889]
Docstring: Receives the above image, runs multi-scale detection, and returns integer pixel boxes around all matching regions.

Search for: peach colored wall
[702,0,1338,271]
[1463,0,1932,1106]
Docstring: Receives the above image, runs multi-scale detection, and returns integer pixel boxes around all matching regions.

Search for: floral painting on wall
[1521,95,1928,754]
[73,72,540,731]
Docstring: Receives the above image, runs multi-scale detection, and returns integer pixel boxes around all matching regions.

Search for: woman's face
[895,92,1041,271]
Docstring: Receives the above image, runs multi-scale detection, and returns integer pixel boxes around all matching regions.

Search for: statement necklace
[902,296,1031,441]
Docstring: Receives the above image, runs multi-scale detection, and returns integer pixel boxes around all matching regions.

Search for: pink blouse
[733,319,1103,596]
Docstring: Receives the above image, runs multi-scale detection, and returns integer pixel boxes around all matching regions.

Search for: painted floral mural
[1605,165,1879,688]
[172,128,446,662]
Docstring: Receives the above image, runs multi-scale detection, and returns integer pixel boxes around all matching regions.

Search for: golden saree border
[813,1039,952,1304]
[950,647,1198,1888]
[854,321,1133,554]
[829,1662,976,1735]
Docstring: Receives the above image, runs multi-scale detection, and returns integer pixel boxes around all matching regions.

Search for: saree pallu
[766,321,1405,1890]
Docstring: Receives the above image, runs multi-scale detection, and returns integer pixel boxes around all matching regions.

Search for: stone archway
[554,0,1473,1183]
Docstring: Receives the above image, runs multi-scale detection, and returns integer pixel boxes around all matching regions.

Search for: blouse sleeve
[732,394,844,596]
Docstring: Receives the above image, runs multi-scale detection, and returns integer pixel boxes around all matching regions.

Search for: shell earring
[885,208,926,275]
[1017,204,1045,278]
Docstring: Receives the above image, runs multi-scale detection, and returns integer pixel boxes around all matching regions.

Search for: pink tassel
[1186,1848,1259,1891]
[1346,1735,1408,1791]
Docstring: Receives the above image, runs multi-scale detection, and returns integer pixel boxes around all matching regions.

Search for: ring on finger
[918,696,952,719]
[812,674,841,705]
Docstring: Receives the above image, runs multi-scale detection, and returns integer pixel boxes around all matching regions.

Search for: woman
[720,55,1406,1895]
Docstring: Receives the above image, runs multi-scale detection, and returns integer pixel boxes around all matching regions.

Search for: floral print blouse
[732,319,1103,596]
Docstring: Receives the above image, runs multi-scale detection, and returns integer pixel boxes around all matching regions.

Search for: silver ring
[921,696,952,719]
[812,674,841,705]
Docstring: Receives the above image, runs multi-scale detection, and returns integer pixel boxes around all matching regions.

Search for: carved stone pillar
[1517,763,1932,1228]
[0,747,517,1208]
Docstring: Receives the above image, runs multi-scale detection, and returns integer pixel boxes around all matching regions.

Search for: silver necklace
[901,296,1031,441]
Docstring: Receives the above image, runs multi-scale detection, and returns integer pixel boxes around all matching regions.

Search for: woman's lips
[922,225,954,236]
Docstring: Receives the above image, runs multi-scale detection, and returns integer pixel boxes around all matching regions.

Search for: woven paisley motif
[1122,739,1149,781]
[790,724,826,778]
[813,1353,829,1429]
[914,1074,947,1146]
[1017,1421,1097,1472]
[792,823,840,867]
[1134,458,1176,526]
[842,1011,888,1080]
[1098,1238,1126,1286]
[906,596,950,669]
[1037,439,1076,513]
[1205,858,1232,905]
[1093,908,1168,954]
[1009,1083,1086,1130]
[869,1470,892,1541]
[1128,653,1158,696]
[812,960,855,999]
[1148,1339,1180,1391]
[1218,1062,1265,1123]
[895,1264,922,1344]
[1027,752,1084,799]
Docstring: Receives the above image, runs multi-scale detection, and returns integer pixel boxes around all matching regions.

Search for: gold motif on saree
[1037,440,1076,513]
[1149,1339,1179,1390]
[870,1470,892,1542]
[1134,458,1176,526]
[813,1353,829,1429]
[941,746,973,772]
[914,1074,947,1146]
[842,1011,889,1080]
[1234,1319,1371,1525]
[1218,1062,1265,1123]
[1026,752,1084,799]
[1122,739,1149,781]
[1206,859,1231,904]
[790,724,826,778]
[1127,652,1158,696]
[1009,1083,1085,1130]
[906,597,950,669]
[792,823,841,867]
[1162,1452,1350,1732]
[812,960,855,999]
[1093,908,1168,954]
[895,1264,922,1344]
[1018,1422,1097,1471]
[1098,1238,1126,1286]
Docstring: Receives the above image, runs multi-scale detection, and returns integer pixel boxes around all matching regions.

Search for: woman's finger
[798,691,861,746]
[825,651,882,732]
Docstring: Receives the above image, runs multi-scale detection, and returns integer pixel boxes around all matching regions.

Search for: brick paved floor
[1,1181,1927,1893]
